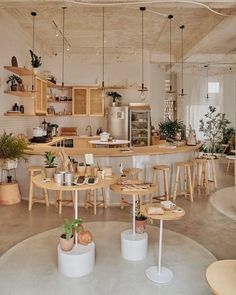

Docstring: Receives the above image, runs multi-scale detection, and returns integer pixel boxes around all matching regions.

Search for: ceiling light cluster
[52,19,72,52]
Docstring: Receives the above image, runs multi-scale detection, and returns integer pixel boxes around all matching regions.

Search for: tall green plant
[158,118,184,139]
[199,106,230,155]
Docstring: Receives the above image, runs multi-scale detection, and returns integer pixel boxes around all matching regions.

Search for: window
[208,82,219,94]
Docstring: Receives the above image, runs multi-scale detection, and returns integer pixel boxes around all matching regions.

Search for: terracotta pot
[73,225,93,246]
[77,165,86,176]
[135,219,147,234]
[44,166,56,179]
[59,235,74,251]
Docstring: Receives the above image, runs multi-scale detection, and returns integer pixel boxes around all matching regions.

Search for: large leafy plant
[0,132,29,160]
[199,106,230,155]
[60,218,83,240]
[159,118,185,139]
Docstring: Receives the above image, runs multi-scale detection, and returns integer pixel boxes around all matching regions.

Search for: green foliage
[135,200,147,221]
[60,218,83,240]
[221,127,235,144]
[158,118,185,139]
[106,91,122,102]
[0,132,29,160]
[199,106,230,155]
[44,151,56,167]
[29,49,42,68]
[6,74,22,86]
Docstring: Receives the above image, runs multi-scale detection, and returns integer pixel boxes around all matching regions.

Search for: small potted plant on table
[44,151,57,179]
[135,200,147,234]
[7,74,22,91]
[106,91,122,106]
[60,218,83,251]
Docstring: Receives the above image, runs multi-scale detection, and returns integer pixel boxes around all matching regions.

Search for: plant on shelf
[6,74,22,91]
[158,118,185,140]
[44,151,57,178]
[29,49,42,69]
[59,218,83,251]
[199,106,230,156]
[106,91,122,106]
[0,132,29,170]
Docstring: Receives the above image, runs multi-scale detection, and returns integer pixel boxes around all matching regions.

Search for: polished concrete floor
[0,158,235,260]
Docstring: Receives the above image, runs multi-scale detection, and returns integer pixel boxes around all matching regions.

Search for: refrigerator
[107,106,129,140]
[129,106,151,146]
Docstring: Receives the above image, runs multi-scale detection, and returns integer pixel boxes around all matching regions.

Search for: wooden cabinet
[35,77,47,115]
[72,87,104,117]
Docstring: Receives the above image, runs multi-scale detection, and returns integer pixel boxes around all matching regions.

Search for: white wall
[223,74,236,127]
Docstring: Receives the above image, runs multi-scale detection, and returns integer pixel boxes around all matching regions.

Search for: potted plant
[6,74,22,91]
[158,118,185,140]
[0,132,29,170]
[135,200,147,234]
[60,218,83,251]
[106,91,122,106]
[199,106,230,157]
[29,49,42,73]
[44,151,57,178]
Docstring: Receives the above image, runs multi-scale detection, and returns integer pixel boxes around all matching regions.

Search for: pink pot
[135,219,147,234]
[59,235,74,251]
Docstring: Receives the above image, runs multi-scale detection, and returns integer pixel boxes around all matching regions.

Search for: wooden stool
[151,165,170,203]
[121,168,142,209]
[192,158,209,195]
[204,156,218,189]
[56,191,74,215]
[173,161,193,202]
[226,155,236,174]
[84,188,107,215]
[28,166,49,211]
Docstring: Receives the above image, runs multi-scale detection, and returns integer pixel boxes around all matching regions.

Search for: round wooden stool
[173,161,193,202]
[0,182,21,205]
[84,187,107,215]
[28,166,49,211]
[192,158,209,195]
[120,167,143,209]
[151,165,170,203]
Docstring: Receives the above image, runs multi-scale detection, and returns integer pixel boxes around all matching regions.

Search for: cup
[54,173,63,184]
[96,169,104,179]
[65,173,73,185]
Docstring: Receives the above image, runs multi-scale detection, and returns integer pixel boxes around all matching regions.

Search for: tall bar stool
[173,161,193,202]
[192,158,209,195]
[56,191,74,215]
[203,155,218,189]
[151,165,170,203]
[84,188,107,215]
[28,166,49,211]
[120,168,143,209]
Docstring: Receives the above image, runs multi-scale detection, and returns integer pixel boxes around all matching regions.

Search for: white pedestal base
[145,266,173,284]
[121,229,148,261]
[57,242,95,278]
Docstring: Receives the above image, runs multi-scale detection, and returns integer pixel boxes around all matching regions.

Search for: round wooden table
[141,204,185,284]
[206,260,236,295]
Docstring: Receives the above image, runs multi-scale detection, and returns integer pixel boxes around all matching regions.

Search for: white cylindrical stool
[57,242,95,278]
[121,229,148,261]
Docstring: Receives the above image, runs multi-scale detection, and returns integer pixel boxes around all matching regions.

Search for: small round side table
[141,204,185,284]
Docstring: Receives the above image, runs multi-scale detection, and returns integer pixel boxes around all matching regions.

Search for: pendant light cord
[168,15,173,92]
[31,12,37,91]
[205,64,209,99]
[102,7,105,89]
[141,8,144,89]
[180,25,184,94]
[62,7,67,88]
[140,7,146,91]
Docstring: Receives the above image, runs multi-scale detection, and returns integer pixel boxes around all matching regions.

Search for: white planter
[2,159,18,170]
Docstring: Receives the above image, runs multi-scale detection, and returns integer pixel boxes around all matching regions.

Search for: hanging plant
[29,49,42,68]
[106,91,122,103]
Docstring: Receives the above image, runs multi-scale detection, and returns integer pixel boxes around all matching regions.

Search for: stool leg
[187,166,193,202]
[226,159,230,174]
[55,191,59,208]
[84,190,89,209]
[44,189,49,207]
[28,172,34,211]
[192,163,196,192]
[173,167,180,200]
[58,191,62,215]
[184,166,188,198]
[120,195,125,209]
[102,187,107,208]
[204,164,209,195]
[163,170,169,201]
[93,190,97,215]
[211,159,217,189]
[70,191,74,206]
[151,170,157,204]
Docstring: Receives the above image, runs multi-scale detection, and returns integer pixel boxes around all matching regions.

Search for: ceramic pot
[11,85,17,91]
[77,165,86,176]
[59,235,74,251]
[96,169,104,179]
[135,219,147,234]
[44,166,56,179]
[1,159,18,170]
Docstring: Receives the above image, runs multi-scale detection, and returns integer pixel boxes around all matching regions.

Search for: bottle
[19,105,24,114]
[13,103,19,111]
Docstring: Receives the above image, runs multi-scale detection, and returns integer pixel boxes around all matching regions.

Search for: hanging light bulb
[178,25,187,100]
[138,7,148,101]
[66,44,70,51]
[56,29,59,37]
[166,14,176,94]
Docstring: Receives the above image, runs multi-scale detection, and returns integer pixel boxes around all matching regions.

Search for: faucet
[85,125,92,137]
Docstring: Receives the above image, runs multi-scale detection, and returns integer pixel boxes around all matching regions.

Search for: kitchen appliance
[33,127,47,138]
[51,124,59,137]
[100,132,110,142]
[129,106,151,146]
[107,106,129,140]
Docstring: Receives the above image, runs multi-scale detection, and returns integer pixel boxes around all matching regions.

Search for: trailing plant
[44,151,56,167]
[106,91,122,103]
[158,118,185,139]
[0,132,29,160]
[199,106,230,155]
[6,74,22,86]
[29,49,42,68]
[60,218,83,240]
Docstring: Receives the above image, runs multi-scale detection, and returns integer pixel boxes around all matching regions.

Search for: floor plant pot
[59,235,74,252]
[135,219,147,234]
[44,166,57,179]
[1,159,18,170]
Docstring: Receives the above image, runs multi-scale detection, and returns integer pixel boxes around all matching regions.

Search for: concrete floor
[0,158,235,259]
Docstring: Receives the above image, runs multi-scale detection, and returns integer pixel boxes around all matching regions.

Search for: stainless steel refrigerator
[107,106,129,139]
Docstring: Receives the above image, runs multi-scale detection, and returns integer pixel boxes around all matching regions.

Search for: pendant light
[138,7,148,101]
[178,25,187,98]
[31,11,37,91]
[166,14,175,94]
[204,64,209,100]
[101,7,105,96]
[61,7,67,89]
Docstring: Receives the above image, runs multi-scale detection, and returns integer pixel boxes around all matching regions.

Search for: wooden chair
[56,191,74,215]
[84,188,107,215]
[28,166,49,211]
[173,161,193,202]
[192,158,209,195]
[151,165,170,203]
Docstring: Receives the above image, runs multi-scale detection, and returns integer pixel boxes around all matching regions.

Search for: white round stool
[57,242,95,278]
[121,229,148,261]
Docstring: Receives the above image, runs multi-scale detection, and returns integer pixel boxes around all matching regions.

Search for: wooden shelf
[4,66,33,76]
[47,80,72,90]
[4,113,36,117]
[46,114,72,117]
[47,100,72,104]
[4,90,36,97]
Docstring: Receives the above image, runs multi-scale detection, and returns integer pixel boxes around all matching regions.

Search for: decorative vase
[11,85,17,91]
[44,166,56,179]
[135,219,147,234]
[59,235,74,251]
[77,165,86,176]
[33,68,38,74]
